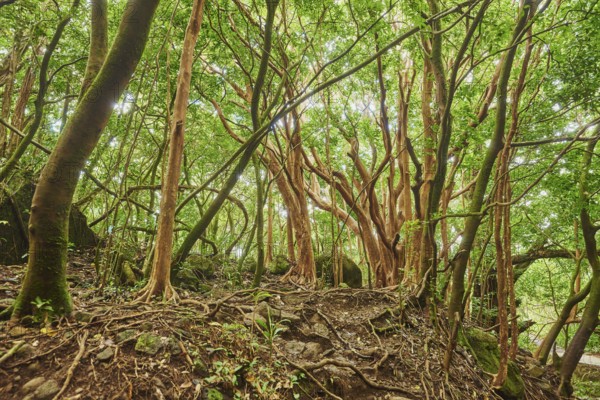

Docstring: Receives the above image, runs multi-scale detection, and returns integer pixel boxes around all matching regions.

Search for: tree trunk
[173,0,280,265]
[11,0,162,319]
[447,0,534,323]
[559,137,600,396]
[136,0,205,302]
[252,156,266,287]
[80,0,108,97]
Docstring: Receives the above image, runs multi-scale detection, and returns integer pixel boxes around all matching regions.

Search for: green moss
[135,333,162,355]
[315,253,362,288]
[459,327,525,400]
[269,254,290,275]
[205,388,224,400]
[12,240,73,319]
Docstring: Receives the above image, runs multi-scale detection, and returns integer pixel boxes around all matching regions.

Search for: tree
[11,0,162,319]
[558,136,600,396]
[136,0,206,303]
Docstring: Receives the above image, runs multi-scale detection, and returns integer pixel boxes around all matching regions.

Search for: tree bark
[559,136,600,396]
[11,0,162,319]
[447,0,535,323]
[80,0,108,97]
[136,0,206,302]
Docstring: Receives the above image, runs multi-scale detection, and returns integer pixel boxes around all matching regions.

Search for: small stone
[166,337,181,355]
[73,311,93,323]
[27,362,42,373]
[96,347,114,362]
[303,342,323,359]
[15,343,36,359]
[116,329,137,343]
[312,322,329,337]
[135,333,162,355]
[22,376,46,394]
[285,340,306,355]
[32,379,59,400]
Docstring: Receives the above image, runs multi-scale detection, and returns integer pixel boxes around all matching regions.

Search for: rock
[173,254,217,291]
[303,342,323,359]
[526,365,545,378]
[15,343,35,359]
[73,311,93,323]
[204,388,224,400]
[32,379,59,400]
[459,328,525,400]
[285,340,306,355]
[22,377,46,394]
[26,362,41,373]
[96,347,114,361]
[254,301,300,323]
[269,254,291,275]
[315,253,362,288]
[312,322,329,337]
[135,333,162,355]
[116,329,137,343]
[166,337,181,355]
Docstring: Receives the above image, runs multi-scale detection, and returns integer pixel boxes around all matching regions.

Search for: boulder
[269,254,291,275]
[173,253,220,291]
[459,327,525,400]
[315,253,362,288]
[0,182,97,264]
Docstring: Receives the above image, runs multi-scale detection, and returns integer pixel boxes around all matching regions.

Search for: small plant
[255,308,288,358]
[31,297,55,324]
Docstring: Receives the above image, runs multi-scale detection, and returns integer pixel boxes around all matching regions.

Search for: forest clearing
[0,0,599,399]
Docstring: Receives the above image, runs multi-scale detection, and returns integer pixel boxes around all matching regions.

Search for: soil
[0,253,570,399]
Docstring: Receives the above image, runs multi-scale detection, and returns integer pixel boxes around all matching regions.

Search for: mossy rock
[0,182,97,264]
[173,253,218,291]
[135,333,162,355]
[459,327,525,400]
[315,253,362,288]
[204,388,224,400]
[269,254,291,275]
[185,254,217,278]
[241,258,258,273]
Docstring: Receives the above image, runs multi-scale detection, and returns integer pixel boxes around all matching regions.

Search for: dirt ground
[0,254,576,400]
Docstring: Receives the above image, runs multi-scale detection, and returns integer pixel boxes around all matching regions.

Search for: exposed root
[280,266,316,289]
[52,330,89,400]
[299,358,419,398]
[134,279,180,304]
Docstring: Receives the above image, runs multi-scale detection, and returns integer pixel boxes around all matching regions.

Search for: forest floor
[0,252,595,400]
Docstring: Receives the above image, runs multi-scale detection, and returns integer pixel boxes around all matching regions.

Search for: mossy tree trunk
[559,137,600,396]
[11,0,162,319]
